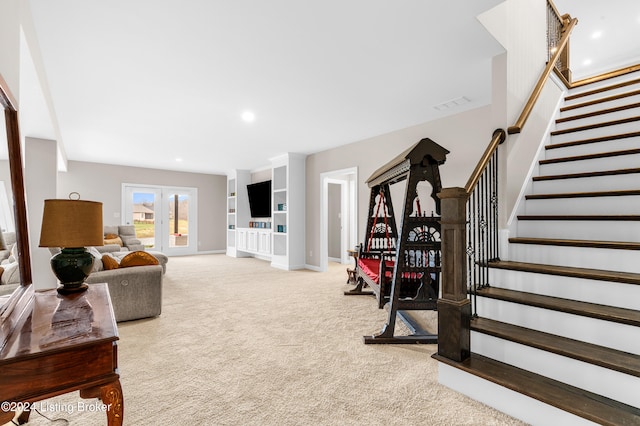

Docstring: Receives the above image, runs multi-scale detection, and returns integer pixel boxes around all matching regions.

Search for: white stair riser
[438,363,598,426]
[565,79,640,104]
[487,268,640,311]
[507,243,640,274]
[544,136,640,160]
[516,220,640,242]
[474,297,640,354]
[554,106,640,132]
[523,195,640,215]
[532,173,640,193]
[471,332,640,408]
[560,92,640,117]
[539,153,640,175]
[550,121,640,144]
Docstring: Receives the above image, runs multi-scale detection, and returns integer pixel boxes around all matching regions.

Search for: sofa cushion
[86,247,104,272]
[120,251,159,268]
[0,262,20,285]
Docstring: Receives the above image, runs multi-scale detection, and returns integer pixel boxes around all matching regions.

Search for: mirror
[0,73,32,314]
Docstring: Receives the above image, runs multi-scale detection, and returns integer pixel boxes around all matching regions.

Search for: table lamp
[39,196,103,295]
[0,230,6,250]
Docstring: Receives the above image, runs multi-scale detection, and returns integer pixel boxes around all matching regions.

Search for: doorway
[320,167,357,272]
[122,184,198,256]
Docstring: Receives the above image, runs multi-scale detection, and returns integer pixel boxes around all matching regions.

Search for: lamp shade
[39,199,104,248]
[0,230,5,251]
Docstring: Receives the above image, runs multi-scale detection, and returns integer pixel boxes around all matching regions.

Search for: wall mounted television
[247,180,272,218]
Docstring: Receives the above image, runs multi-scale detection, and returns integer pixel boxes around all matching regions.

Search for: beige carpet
[18,255,526,425]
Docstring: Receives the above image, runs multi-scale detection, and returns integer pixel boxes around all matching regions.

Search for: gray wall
[57,160,227,252]
[327,183,341,259]
[305,104,500,269]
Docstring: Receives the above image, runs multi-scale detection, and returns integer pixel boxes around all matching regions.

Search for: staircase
[436,72,640,425]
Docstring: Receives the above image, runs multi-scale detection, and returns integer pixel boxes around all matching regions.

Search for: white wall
[0,0,20,98]
[25,137,57,289]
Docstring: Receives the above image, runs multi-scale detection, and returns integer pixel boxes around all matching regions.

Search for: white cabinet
[236,228,271,257]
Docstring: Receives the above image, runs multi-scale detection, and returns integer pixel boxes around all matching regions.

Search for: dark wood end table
[0,283,123,425]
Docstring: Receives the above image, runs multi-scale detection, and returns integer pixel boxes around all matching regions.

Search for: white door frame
[320,167,358,272]
[122,183,198,255]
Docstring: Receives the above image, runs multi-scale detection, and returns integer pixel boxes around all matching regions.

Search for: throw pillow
[103,236,123,247]
[119,251,159,268]
[101,254,120,270]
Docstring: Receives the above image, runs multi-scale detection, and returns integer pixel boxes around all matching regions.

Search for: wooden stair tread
[557,102,640,124]
[550,116,640,136]
[539,148,640,165]
[565,77,640,102]
[486,259,640,285]
[561,89,640,112]
[532,167,640,181]
[470,317,640,377]
[517,214,640,221]
[545,131,640,151]
[525,189,640,199]
[474,286,640,326]
[508,237,640,251]
[432,353,640,426]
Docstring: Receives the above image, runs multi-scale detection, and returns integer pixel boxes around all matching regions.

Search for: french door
[122,184,198,256]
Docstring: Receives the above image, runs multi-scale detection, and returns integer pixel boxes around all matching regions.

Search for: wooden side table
[346,249,358,284]
[0,283,123,425]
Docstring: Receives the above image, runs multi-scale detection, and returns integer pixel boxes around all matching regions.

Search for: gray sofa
[102,225,146,252]
[87,263,164,322]
[0,230,168,322]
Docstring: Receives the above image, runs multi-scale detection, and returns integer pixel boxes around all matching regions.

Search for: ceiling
[11,1,640,175]
[553,0,640,80]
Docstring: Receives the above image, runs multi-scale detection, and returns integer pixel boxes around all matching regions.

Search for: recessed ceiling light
[241,111,255,123]
[583,59,593,66]
[591,31,602,39]
[175,158,183,162]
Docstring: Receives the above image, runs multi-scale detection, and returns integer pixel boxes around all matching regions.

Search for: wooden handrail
[508,16,578,134]
[464,128,506,194]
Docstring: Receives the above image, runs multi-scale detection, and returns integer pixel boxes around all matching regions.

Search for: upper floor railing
[508,6,577,134]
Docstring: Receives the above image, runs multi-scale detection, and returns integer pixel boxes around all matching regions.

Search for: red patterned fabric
[358,258,422,283]
[358,258,383,282]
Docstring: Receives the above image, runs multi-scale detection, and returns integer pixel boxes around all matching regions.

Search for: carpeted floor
[16,254,526,425]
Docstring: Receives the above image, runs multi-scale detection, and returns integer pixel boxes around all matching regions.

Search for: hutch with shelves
[226,153,305,270]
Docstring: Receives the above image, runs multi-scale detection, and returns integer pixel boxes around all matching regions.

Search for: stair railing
[436,129,505,362]
[508,8,577,135]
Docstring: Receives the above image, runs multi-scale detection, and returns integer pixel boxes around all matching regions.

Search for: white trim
[320,167,358,273]
[121,183,198,255]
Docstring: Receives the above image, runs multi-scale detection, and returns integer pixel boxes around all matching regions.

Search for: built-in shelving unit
[226,154,305,270]
[226,170,251,258]
[270,153,305,270]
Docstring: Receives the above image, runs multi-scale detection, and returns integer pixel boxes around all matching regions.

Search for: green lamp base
[50,247,94,295]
